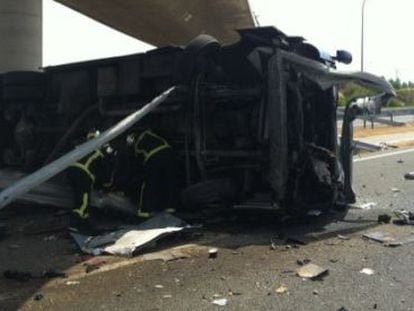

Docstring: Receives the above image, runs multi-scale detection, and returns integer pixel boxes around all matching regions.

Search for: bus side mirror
[335,50,353,65]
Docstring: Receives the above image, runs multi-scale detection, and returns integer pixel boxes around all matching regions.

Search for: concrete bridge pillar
[0,0,42,73]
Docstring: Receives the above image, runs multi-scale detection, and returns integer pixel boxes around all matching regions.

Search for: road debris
[363,231,401,246]
[66,281,80,286]
[355,202,377,210]
[313,290,319,295]
[163,294,172,299]
[337,234,350,240]
[296,263,328,279]
[364,230,414,247]
[275,285,288,295]
[212,298,228,306]
[296,258,311,266]
[404,172,414,180]
[270,233,314,248]
[270,237,285,249]
[286,234,315,245]
[155,285,164,289]
[325,241,341,246]
[208,248,218,259]
[377,214,392,224]
[359,268,375,275]
[391,188,401,193]
[228,290,242,296]
[71,213,189,257]
[363,231,394,243]
[394,209,414,225]
[141,244,197,262]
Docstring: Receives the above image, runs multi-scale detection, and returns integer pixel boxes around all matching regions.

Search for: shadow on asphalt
[0,205,381,310]
[191,208,380,249]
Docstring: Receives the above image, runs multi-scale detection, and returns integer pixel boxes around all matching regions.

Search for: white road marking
[354,147,414,163]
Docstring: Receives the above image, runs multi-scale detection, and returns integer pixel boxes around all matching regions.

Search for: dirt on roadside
[353,123,414,138]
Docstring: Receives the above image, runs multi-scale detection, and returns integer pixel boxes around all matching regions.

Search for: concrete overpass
[0,0,254,72]
[55,0,255,47]
[0,0,42,72]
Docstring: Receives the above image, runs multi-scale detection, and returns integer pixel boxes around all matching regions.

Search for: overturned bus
[0,27,394,217]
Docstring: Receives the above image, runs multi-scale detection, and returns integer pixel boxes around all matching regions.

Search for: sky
[43,0,414,81]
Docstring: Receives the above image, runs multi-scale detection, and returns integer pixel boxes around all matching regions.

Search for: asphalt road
[3,148,414,311]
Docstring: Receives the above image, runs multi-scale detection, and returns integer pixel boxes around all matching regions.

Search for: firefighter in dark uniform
[126,129,176,218]
[67,131,115,231]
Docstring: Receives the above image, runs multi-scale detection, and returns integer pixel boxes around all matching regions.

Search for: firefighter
[67,130,115,232]
[126,129,176,218]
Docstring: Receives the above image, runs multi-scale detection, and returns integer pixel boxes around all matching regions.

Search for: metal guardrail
[377,107,414,116]
[352,139,382,152]
[337,107,414,128]
[337,107,414,116]
[337,137,382,152]
[336,106,414,152]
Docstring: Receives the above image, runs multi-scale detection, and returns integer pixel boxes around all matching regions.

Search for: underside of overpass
[55,0,255,47]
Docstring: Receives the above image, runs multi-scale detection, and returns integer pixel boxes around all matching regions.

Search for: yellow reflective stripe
[73,193,89,219]
[135,131,148,146]
[85,150,104,168]
[138,182,146,215]
[69,150,103,182]
[134,131,170,163]
[70,163,95,182]
[143,144,170,163]
[134,131,150,156]
[137,211,152,218]
[146,131,170,147]
[102,169,114,189]
[134,149,150,162]
[137,182,153,218]
[136,130,169,147]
